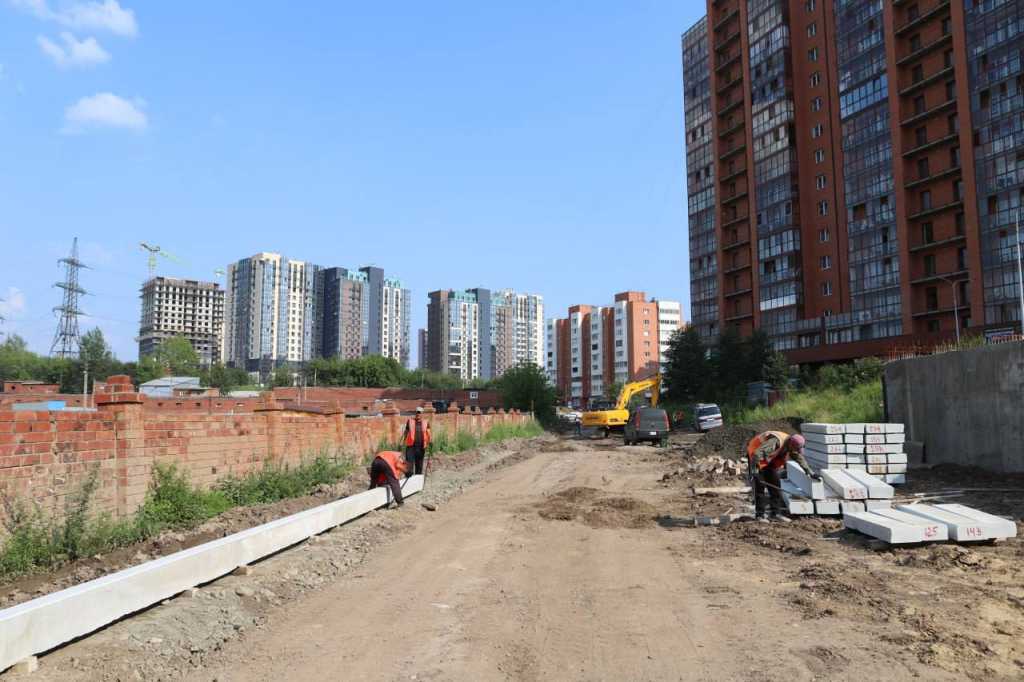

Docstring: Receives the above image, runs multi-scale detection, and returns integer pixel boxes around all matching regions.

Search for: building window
[914,95,926,114]
[953,180,963,201]
[821,281,833,296]
[924,254,936,276]
[907,4,919,22]
[819,228,830,242]
[945,81,956,101]
[812,124,824,138]
[941,17,951,36]
[912,65,924,84]
[818,200,829,216]
[820,255,832,270]
[926,287,939,311]
[958,247,967,271]
[944,50,953,69]
[805,0,815,9]
[927,319,940,333]
[811,97,823,111]
[922,221,933,244]
[810,71,821,87]
[814,148,825,163]
[920,190,932,211]
[948,114,958,135]
[950,146,960,167]
[807,22,817,37]
[917,157,930,179]
[916,126,928,146]
[955,212,965,235]
[808,47,818,62]
[816,174,827,189]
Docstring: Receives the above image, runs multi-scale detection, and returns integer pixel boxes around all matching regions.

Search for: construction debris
[801,422,907,485]
[783,461,893,516]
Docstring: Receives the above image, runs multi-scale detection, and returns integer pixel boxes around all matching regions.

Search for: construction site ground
[5,429,1024,682]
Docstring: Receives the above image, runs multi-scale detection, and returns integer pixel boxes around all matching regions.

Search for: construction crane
[139,243,183,277]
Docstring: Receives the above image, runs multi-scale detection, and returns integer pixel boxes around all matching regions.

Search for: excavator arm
[614,375,661,411]
[582,374,661,433]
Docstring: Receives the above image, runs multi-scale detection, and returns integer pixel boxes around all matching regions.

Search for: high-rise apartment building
[547,291,682,407]
[426,288,544,381]
[682,0,1024,362]
[360,267,411,368]
[138,277,224,366]
[318,267,367,360]
[417,328,427,369]
[224,253,322,377]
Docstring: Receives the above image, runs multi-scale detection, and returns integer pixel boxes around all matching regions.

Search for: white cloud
[10,0,137,38]
[38,32,110,68]
[62,92,147,133]
[0,287,27,319]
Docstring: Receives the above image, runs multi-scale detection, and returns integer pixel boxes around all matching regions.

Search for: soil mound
[686,420,798,460]
[537,487,657,529]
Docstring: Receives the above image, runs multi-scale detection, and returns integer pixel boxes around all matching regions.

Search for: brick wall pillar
[256,394,284,461]
[94,375,147,517]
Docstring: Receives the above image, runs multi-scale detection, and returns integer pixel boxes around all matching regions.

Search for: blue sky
[0,0,703,364]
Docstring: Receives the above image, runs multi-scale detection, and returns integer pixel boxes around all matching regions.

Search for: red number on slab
[924,526,937,538]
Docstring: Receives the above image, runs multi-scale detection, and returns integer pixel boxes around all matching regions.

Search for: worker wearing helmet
[746,431,817,522]
[368,451,410,507]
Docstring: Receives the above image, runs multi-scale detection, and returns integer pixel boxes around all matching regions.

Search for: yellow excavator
[581,374,661,437]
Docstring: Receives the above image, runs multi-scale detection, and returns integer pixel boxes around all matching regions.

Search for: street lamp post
[937,275,960,345]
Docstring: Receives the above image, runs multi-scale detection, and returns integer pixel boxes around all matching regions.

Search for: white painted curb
[0,475,424,672]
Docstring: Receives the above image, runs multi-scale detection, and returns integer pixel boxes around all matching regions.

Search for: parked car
[693,403,723,432]
[623,407,670,446]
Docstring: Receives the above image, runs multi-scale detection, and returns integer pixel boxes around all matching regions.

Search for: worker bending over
[368,450,409,507]
[402,407,432,475]
[746,431,818,522]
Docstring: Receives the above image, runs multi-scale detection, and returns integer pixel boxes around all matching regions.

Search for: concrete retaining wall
[883,341,1024,472]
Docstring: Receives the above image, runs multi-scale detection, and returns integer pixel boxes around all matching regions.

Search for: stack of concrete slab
[800,422,907,485]
[843,503,1017,545]
[782,461,893,516]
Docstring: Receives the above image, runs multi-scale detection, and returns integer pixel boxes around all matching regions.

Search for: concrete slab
[0,475,425,673]
[867,464,886,475]
[897,504,1007,542]
[934,504,1018,540]
[846,464,867,472]
[887,453,908,464]
[844,433,864,444]
[864,423,886,434]
[884,474,907,485]
[865,434,886,444]
[886,434,906,444]
[806,442,846,455]
[844,509,947,544]
[865,443,903,454]
[887,463,908,474]
[814,499,841,515]
[803,432,844,445]
[821,469,868,500]
[801,423,844,434]
[843,469,895,499]
[843,423,866,434]
[885,423,905,433]
[786,461,827,499]
[866,454,887,464]
[839,501,866,514]
[845,444,865,454]
[864,499,892,511]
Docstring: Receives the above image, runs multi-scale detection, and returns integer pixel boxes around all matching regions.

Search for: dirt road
[14,435,1024,681]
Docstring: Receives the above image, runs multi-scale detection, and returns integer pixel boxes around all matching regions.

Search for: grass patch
[726,378,884,425]
[429,419,544,456]
[481,421,544,443]
[0,452,354,581]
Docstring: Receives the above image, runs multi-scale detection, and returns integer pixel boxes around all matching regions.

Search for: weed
[727,378,883,425]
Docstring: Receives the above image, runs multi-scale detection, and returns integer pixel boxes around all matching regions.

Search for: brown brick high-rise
[683,0,1024,362]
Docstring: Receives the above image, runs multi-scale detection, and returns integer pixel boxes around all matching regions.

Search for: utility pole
[1016,209,1024,335]
[51,237,89,359]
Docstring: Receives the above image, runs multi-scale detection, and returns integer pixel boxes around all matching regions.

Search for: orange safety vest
[404,419,431,448]
[746,431,791,471]
[374,451,407,483]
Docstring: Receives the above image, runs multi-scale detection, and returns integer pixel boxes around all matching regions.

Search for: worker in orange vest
[402,407,432,475]
[746,431,816,522]
[368,450,409,507]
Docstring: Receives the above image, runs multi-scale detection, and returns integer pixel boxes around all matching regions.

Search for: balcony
[721,190,748,206]
[904,164,961,190]
[715,51,741,73]
[895,0,951,36]
[719,143,746,161]
[713,7,739,32]
[725,310,754,322]
[908,198,963,221]
[902,132,959,158]
[909,233,966,253]
[911,303,970,319]
[720,165,747,183]
[722,237,751,251]
[900,98,957,127]
[718,97,743,117]
[723,261,750,275]
[716,74,743,96]
[722,213,748,229]
[718,118,745,139]
[897,33,953,67]
[715,30,741,51]
[910,268,968,286]
[899,66,954,98]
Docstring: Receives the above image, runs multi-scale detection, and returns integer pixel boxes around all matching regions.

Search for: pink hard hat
[789,434,806,449]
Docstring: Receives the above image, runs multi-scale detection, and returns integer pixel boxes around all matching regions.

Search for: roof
[140,377,201,389]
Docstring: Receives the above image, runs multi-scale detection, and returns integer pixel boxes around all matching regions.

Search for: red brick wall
[272,387,504,410]
[0,377,528,524]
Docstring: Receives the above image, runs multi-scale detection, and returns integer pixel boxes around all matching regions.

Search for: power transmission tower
[51,237,89,359]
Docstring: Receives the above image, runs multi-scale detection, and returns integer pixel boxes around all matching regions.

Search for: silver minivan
[693,403,723,432]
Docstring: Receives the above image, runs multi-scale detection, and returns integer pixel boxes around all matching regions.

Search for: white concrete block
[865,434,886,444]
[843,469,895,499]
[867,464,887,475]
[843,423,866,434]
[840,500,866,514]
[0,475,425,672]
[934,504,1018,540]
[844,433,864,444]
[885,434,906,444]
[844,509,947,544]
[786,461,827,499]
[865,443,903,454]
[801,423,844,434]
[866,454,887,465]
[887,453,908,464]
[821,469,868,500]
[864,423,886,434]
[846,464,867,472]
[884,474,907,485]
[864,499,892,511]
[806,442,846,454]
[887,463,907,474]
[814,499,841,515]
[845,454,865,464]
[884,423,905,433]
[897,504,1007,542]
[803,432,844,445]
[805,453,847,464]
[844,444,865,454]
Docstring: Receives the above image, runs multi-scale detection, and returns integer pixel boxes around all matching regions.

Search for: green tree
[712,326,746,402]
[269,366,294,388]
[493,362,555,425]
[762,351,791,390]
[662,327,713,404]
[136,336,200,384]
[201,363,251,393]
[744,330,775,384]
[66,328,124,393]
[604,380,624,403]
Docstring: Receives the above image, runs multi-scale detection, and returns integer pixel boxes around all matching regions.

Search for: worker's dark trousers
[753,466,785,517]
[369,458,404,506]
[405,445,425,475]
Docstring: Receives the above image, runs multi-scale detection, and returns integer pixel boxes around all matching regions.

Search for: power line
[50,237,89,359]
